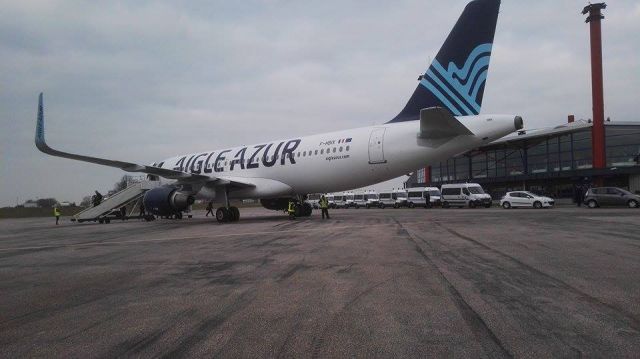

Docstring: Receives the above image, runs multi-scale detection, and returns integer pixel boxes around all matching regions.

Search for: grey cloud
[1,0,638,205]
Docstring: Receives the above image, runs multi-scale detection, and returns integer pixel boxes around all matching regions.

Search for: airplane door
[368,128,387,164]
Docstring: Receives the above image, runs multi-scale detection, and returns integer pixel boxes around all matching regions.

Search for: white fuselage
[154,115,519,200]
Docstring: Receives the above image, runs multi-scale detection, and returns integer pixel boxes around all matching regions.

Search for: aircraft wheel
[216,207,230,222]
[229,206,240,221]
[302,203,313,216]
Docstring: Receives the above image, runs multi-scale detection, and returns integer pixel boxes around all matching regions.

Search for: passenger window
[321,149,324,154]
[339,147,343,152]
[315,150,318,155]
[346,146,350,151]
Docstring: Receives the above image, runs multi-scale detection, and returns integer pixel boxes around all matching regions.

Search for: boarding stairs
[73,180,160,223]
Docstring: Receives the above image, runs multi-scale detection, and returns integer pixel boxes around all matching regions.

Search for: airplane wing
[34,93,253,187]
[418,107,474,139]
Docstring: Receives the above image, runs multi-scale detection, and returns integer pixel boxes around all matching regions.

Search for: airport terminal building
[404,2,640,199]
[405,120,640,198]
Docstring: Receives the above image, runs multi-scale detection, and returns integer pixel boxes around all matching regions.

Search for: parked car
[500,191,555,209]
[584,187,640,208]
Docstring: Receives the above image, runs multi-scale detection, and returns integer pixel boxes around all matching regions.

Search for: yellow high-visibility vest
[319,198,328,209]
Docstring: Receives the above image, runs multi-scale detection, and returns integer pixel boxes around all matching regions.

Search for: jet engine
[143,187,194,216]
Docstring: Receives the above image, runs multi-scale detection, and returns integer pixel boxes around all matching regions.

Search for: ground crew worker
[288,199,296,219]
[319,195,330,219]
[93,191,103,207]
[53,206,61,225]
[139,202,145,219]
[574,184,583,207]
[205,201,214,217]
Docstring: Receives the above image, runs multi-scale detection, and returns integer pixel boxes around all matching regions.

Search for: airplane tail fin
[388,0,500,123]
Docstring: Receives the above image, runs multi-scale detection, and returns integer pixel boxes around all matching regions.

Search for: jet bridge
[72,180,160,223]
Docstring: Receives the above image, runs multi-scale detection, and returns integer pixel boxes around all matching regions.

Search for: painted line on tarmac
[0,221,426,252]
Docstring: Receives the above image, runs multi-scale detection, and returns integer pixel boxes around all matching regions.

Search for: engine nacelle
[260,198,291,211]
[143,187,194,216]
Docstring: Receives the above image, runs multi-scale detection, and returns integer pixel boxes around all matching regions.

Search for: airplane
[35,0,522,223]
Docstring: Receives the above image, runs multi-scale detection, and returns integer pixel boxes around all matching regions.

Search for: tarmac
[1,206,639,358]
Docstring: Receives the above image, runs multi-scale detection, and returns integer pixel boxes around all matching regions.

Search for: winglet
[31,93,213,182]
[35,92,47,151]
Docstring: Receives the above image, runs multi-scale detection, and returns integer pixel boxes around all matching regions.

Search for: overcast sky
[1,1,639,206]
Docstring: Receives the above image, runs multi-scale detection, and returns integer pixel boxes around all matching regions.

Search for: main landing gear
[298,202,312,217]
[215,187,240,223]
[289,200,312,218]
[216,206,239,223]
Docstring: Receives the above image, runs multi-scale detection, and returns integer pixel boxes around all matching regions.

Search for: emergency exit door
[368,128,387,164]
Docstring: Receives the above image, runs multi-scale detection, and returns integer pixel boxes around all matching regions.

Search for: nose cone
[514,116,524,130]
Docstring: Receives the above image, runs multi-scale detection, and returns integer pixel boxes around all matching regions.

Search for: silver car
[584,187,640,208]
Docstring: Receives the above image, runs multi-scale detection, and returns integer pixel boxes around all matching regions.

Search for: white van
[333,193,347,208]
[307,193,321,209]
[441,183,492,208]
[393,189,409,208]
[406,187,442,208]
[378,191,395,208]
[326,194,336,209]
[352,193,366,208]
[364,191,380,208]
[343,192,355,208]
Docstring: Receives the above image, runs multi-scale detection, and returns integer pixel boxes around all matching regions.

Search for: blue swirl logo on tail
[420,43,492,116]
